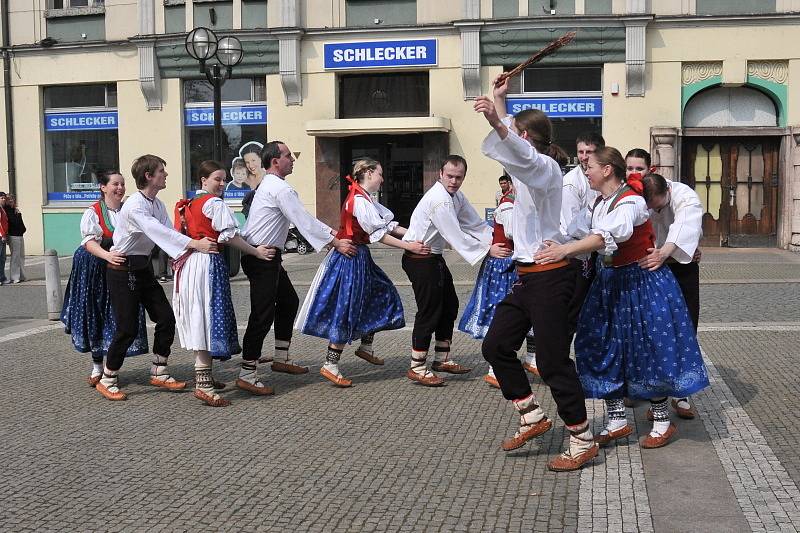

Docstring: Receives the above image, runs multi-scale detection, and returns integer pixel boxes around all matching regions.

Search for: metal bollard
[44,249,63,321]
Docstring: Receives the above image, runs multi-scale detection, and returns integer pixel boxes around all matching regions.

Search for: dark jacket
[4,207,25,236]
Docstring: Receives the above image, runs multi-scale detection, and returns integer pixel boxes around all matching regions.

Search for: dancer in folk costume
[639,169,704,420]
[457,184,537,388]
[97,155,218,401]
[61,171,148,386]
[238,141,356,396]
[535,147,709,449]
[475,75,598,472]
[402,155,500,387]
[295,159,430,387]
[172,161,276,406]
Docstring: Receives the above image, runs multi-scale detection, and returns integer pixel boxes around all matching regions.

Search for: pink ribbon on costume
[170,249,195,294]
[625,172,645,195]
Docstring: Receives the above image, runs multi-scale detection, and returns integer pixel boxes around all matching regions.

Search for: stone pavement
[0,248,799,532]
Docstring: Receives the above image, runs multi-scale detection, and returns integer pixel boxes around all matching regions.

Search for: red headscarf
[625,172,645,195]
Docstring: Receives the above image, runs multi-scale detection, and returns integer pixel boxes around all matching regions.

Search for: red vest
[600,188,655,267]
[335,182,371,246]
[491,192,514,250]
[0,205,8,239]
[91,201,114,239]
[173,194,221,241]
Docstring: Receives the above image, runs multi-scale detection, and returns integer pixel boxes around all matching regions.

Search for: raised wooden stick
[494,31,577,87]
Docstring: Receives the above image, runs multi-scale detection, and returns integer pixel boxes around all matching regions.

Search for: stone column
[650,127,679,181]
[790,127,800,252]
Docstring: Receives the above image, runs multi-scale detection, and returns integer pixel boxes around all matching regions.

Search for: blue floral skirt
[458,256,516,339]
[574,262,709,400]
[296,246,404,344]
[61,246,148,358]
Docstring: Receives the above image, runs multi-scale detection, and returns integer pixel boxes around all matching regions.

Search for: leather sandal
[547,443,599,472]
[501,417,553,451]
[235,378,274,396]
[672,398,696,419]
[406,369,445,387]
[271,361,309,375]
[194,389,231,407]
[483,374,500,389]
[149,376,187,391]
[96,381,127,401]
[594,425,634,447]
[431,360,472,374]
[87,375,101,387]
[642,423,677,449]
[354,348,384,365]
[522,363,540,377]
[320,367,353,388]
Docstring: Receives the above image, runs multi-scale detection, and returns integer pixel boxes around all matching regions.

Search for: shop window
[183,77,267,201]
[493,0,518,18]
[242,0,268,29]
[193,1,233,29]
[44,84,119,203]
[507,65,602,169]
[346,0,416,26]
[585,0,612,14]
[50,0,104,7]
[529,0,575,15]
[339,72,429,119]
[696,0,775,15]
[45,15,105,41]
[165,5,186,33]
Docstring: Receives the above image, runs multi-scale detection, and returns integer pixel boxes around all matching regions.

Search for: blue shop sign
[506,97,603,118]
[45,111,118,131]
[48,192,102,201]
[184,105,268,127]
[324,39,437,70]
[185,189,250,200]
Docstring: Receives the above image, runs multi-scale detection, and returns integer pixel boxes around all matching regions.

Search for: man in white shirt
[237,141,355,395]
[99,155,218,401]
[560,132,605,340]
[640,173,704,419]
[495,174,512,206]
[402,155,503,387]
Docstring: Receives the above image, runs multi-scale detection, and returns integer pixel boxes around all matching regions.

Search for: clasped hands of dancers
[62,74,708,471]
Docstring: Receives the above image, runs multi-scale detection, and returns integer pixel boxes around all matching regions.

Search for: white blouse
[589,190,650,256]
[112,191,191,259]
[79,205,120,246]
[353,196,398,243]
[493,197,514,240]
[403,181,492,265]
[481,116,564,263]
[196,193,239,243]
[649,181,703,264]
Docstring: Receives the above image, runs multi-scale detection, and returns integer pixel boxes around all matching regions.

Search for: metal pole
[44,249,63,321]
[212,63,222,162]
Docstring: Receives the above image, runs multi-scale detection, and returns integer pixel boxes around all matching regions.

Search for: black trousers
[402,254,459,352]
[566,254,596,340]
[241,254,299,361]
[668,261,700,333]
[106,264,175,371]
[482,262,588,426]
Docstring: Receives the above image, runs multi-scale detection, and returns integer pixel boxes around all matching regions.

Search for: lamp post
[185,27,244,162]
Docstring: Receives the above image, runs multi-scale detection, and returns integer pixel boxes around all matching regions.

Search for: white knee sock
[274,339,291,363]
[433,340,450,363]
[411,349,429,376]
[513,393,545,426]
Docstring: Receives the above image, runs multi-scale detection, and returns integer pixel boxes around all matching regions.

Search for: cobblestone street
[1,248,799,532]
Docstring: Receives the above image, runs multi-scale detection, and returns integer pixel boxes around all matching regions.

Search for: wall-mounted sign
[506,97,603,118]
[47,192,102,201]
[324,39,437,70]
[45,111,118,131]
[184,105,268,127]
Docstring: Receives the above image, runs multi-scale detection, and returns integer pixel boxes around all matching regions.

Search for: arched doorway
[681,86,781,247]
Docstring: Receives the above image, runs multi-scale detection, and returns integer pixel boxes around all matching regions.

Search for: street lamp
[185,27,244,162]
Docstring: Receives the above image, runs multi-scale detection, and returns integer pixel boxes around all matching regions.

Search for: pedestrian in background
[0,192,8,285]
[4,194,26,283]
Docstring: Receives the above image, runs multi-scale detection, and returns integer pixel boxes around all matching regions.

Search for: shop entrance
[681,137,779,247]
[340,134,424,227]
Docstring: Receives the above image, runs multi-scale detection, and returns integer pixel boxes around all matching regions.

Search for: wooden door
[681,137,779,247]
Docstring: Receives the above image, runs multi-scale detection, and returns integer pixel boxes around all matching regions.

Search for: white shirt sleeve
[494,201,514,239]
[591,197,650,256]
[129,202,191,259]
[481,118,559,192]
[560,183,583,236]
[79,208,103,246]
[353,197,398,243]
[275,187,333,252]
[430,200,490,266]
[202,196,240,244]
[666,188,704,263]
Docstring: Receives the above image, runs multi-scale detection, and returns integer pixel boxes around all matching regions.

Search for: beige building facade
[1,0,799,254]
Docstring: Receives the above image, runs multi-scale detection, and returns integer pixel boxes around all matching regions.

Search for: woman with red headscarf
[535,146,708,450]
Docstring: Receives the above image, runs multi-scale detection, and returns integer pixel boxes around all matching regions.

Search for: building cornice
[652,13,800,28]
[8,40,133,54]
[302,24,457,39]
